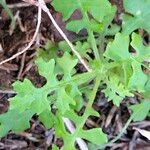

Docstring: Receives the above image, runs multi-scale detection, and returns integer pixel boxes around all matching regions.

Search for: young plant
[0,0,149,149]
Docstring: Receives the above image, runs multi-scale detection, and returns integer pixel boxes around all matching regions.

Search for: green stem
[98,33,105,60]
[77,0,100,61]
[88,29,101,61]
[86,76,101,107]
[94,100,146,150]
[94,116,132,150]
[44,70,98,92]
[75,76,101,131]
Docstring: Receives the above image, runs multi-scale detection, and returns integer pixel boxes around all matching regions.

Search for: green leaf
[52,0,113,21]
[142,77,150,98]
[104,32,150,63]
[63,109,107,148]
[122,61,133,86]
[131,33,150,62]
[106,24,120,36]
[128,61,148,92]
[58,41,71,52]
[103,75,133,106]
[64,110,83,125]
[35,58,57,86]
[37,41,58,61]
[66,19,87,33]
[130,100,150,122]
[52,145,59,150]
[59,41,92,61]
[75,41,91,59]
[82,0,114,22]
[122,0,150,34]
[39,110,55,128]
[9,58,58,117]
[52,0,115,33]
[52,0,76,20]
[57,52,78,78]
[61,106,107,149]
[104,33,130,61]
[0,110,33,137]
[56,87,76,114]
[103,32,149,96]
[54,114,71,138]
[78,128,108,145]
[10,79,50,114]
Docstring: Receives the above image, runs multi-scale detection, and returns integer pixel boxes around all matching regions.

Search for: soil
[0,0,150,150]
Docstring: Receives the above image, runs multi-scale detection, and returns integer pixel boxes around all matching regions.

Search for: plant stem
[75,76,101,131]
[107,117,132,145]
[93,116,132,150]
[77,0,101,61]
[84,12,101,61]
[93,100,146,150]
[63,118,88,150]
[86,76,101,108]
[89,30,101,61]
[98,33,105,60]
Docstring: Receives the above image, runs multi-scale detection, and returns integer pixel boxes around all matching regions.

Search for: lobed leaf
[128,61,148,92]
[131,33,150,62]
[104,33,130,61]
[0,110,33,137]
[78,128,108,145]
[122,0,150,34]
[52,0,115,33]
[130,100,150,122]
[10,79,50,114]
[103,75,133,106]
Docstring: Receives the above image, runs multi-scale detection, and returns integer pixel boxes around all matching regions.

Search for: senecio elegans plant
[0,0,150,149]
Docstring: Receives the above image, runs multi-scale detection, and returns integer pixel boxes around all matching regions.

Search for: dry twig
[17,52,26,79]
[7,0,51,8]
